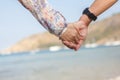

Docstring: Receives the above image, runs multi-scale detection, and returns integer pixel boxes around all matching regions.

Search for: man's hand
[60,21,88,51]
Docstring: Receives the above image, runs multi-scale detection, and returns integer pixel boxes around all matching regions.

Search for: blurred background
[0,0,120,80]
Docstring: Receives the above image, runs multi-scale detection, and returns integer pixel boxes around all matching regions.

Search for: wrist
[79,14,92,26]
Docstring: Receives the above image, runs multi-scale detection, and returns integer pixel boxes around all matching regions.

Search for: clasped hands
[59,20,88,51]
[18,0,89,51]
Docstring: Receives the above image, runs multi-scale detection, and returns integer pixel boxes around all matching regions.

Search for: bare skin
[18,0,81,45]
[18,0,118,51]
[63,0,118,50]
[60,21,88,50]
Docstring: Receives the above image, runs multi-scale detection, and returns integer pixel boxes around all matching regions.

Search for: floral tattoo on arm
[20,0,67,36]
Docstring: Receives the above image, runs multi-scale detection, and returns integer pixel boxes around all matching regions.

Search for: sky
[0,0,120,50]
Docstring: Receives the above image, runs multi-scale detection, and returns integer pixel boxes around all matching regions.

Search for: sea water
[0,46,120,80]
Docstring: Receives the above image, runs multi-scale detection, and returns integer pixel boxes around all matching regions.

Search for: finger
[75,40,84,50]
[60,33,70,41]
[73,23,81,36]
[63,41,77,50]
[62,41,74,49]
[61,34,76,44]
[73,24,81,44]
[73,23,86,41]
[60,28,74,42]
[80,25,87,35]
[74,35,80,44]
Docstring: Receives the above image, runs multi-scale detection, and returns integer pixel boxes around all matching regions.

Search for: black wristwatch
[83,8,97,21]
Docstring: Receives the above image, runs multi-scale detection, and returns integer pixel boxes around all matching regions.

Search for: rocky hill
[86,13,120,44]
[0,32,62,53]
[0,13,120,53]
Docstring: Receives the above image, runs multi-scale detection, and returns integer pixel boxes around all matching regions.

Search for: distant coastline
[0,13,120,54]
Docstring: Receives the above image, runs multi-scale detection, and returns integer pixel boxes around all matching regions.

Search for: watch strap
[83,8,97,21]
